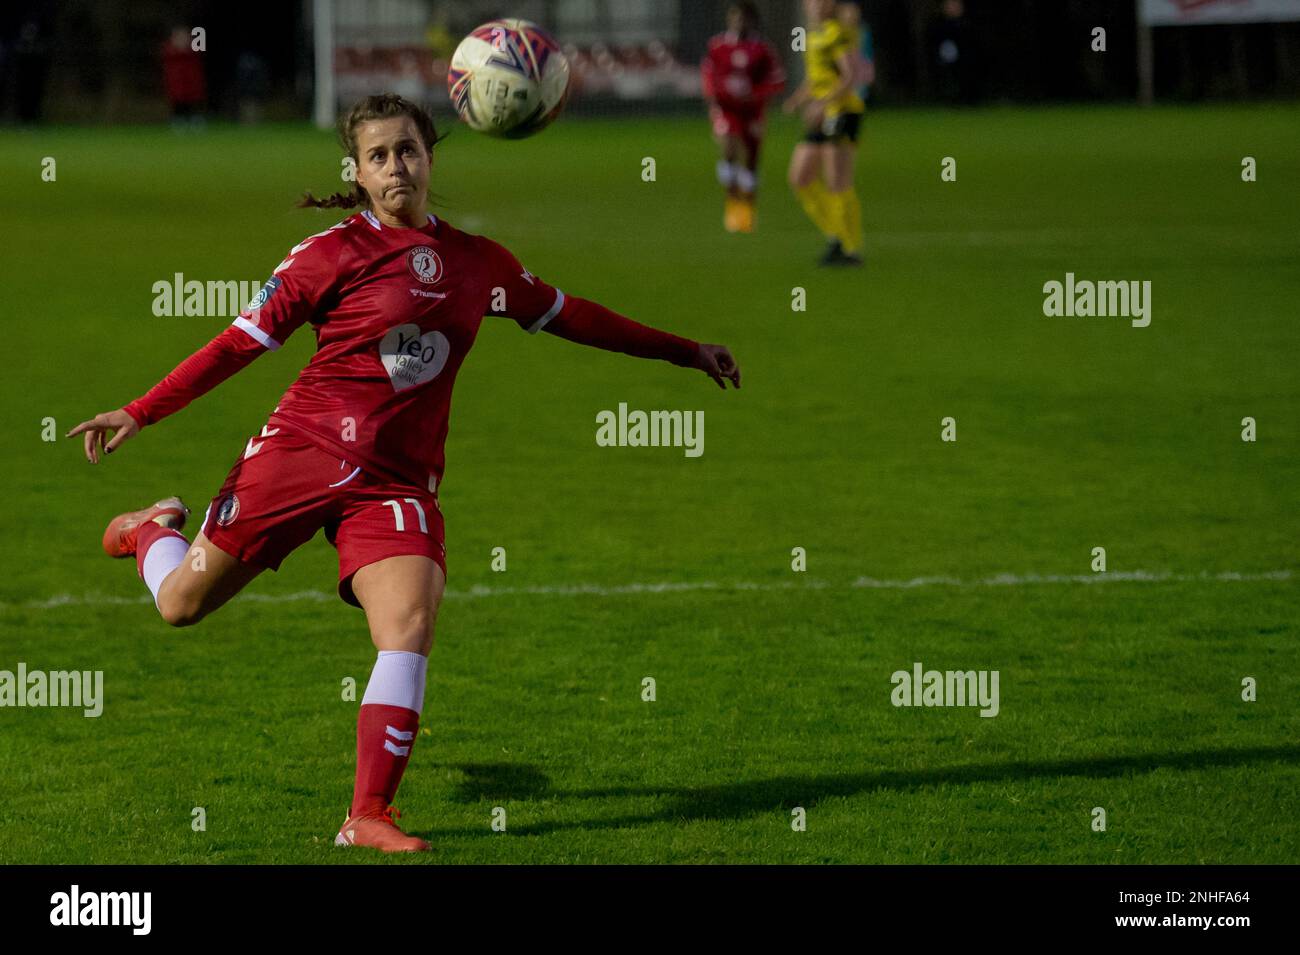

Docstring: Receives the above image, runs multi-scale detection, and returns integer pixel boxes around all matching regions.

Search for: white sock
[716,160,736,188]
[142,534,189,609]
[735,167,757,194]
[361,650,428,715]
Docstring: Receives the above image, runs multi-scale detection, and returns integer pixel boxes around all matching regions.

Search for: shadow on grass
[443,762,551,803]
[419,743,1300,838]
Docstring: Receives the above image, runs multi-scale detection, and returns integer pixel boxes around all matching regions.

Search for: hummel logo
[243,424,279,459]
[384,724,413,756]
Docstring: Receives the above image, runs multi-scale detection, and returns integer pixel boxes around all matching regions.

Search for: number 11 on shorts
[382,498,428,533]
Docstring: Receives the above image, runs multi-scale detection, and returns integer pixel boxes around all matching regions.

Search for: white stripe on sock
[142,533,190,610]
[385,725,415,741]
[361,650,428,713]
[383,741,411,757]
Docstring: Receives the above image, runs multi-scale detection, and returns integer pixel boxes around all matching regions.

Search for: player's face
[355,117,431,225]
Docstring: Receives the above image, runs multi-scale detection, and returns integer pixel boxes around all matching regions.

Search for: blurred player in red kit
[161,26,206,130]
[67,94,740,853]
[701,1,786,233]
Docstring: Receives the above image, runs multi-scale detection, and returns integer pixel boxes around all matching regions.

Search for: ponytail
[296,186,366,210]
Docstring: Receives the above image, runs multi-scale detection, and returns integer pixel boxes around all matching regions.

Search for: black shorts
[804,111,862,145]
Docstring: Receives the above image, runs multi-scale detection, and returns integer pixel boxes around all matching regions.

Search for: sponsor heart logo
[380,323,450,391]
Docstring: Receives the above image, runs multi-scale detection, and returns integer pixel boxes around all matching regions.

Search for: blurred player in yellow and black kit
[784,0,866,266]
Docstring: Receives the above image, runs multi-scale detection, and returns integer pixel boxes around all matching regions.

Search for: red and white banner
[1139,0,1300,25]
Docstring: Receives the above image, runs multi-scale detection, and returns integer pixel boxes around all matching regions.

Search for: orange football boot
[335,806,431,853]
[736,197,756,233]
[723,195,743,233]
[102,496,190,558]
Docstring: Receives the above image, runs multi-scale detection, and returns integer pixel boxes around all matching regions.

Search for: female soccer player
[700,1,785,233]
[67,93,741,853]
[784,0,866,266]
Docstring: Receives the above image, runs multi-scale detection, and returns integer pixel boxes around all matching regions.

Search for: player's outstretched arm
[65,323,269,464]
[482,237,739,389]
[541,295,740,390]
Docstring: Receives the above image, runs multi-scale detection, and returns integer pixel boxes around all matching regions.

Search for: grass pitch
[1,104,1297,863]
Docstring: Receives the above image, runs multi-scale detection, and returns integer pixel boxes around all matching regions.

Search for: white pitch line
[851,569,1294,589]
[2,569,1292,611]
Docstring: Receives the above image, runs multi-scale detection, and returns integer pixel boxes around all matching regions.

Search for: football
[447,19,571,139]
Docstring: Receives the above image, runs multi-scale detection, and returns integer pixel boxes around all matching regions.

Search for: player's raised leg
[151,530,265,626]
[103,498,264,627]
[336,554,445,853]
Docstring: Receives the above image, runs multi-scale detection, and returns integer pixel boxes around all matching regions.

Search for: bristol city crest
[407,246,443,284]
[215,493,240,527]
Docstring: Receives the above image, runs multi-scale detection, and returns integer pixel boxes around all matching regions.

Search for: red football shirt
[236,209,568,493]
[123,210,701,494]
[700,31,786,115]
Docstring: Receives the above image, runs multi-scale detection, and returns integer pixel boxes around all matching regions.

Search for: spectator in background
[162,26,207,130]
[14,18,53,124]
[424,11,456,63]
[931,0,978,105]
[837,1,876,103]
[236,51,270,125]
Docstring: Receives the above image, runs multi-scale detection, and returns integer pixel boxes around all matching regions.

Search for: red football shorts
[200,423,446,608]
[709,105,765,154]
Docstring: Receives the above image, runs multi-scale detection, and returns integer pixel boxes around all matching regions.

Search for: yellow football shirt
[805,19,865,117]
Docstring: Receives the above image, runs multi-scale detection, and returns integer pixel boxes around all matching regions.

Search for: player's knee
[411,613,436,655]
[157,590,204,628]
[826,169,851,192]
[373,607,435,654]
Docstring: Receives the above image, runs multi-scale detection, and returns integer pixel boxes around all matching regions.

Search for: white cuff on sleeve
[526,290,566,334]
[232,316,282,351]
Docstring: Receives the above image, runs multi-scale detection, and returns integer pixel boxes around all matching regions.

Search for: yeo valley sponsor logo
[380,323,450,391]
